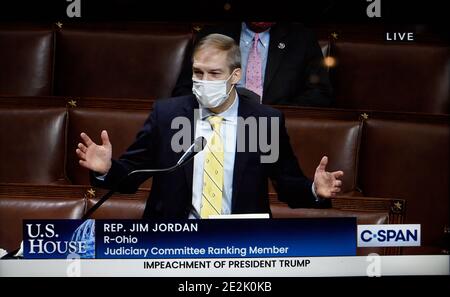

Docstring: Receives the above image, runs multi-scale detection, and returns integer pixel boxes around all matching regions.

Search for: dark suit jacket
[172,22,333,107]
[91,90,330,219]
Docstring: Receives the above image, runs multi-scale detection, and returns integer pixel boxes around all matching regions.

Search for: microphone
[81,136,207,220]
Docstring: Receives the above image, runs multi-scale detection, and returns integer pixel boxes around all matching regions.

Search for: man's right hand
[76,130,112,175]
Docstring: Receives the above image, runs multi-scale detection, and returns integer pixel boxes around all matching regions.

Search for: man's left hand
[313,156,344,198]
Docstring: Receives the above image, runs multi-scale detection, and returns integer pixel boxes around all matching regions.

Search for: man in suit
[173,22,333,107]
[76,34,343,219]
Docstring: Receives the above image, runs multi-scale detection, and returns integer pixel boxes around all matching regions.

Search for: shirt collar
[200,91,239,124]
[241,22,270,48]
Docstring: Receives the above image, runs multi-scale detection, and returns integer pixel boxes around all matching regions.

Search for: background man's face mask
[246,22,276,33]
[192,72,235,109]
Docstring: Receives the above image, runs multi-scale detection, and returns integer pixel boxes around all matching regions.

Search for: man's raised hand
[76,130,112,175]
[313,156,344,198]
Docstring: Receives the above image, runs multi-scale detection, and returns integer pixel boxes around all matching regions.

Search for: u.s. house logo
[24,220,95,258]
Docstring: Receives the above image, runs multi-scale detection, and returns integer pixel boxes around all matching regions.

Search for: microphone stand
[82,164,180,220]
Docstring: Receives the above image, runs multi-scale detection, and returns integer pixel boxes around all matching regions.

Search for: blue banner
[23,218,356,259]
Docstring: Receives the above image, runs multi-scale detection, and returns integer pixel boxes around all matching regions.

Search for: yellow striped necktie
[201,116,224,219]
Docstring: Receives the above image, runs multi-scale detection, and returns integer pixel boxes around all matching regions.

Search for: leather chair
[0,107,67,184]
[284,116,362,195]
[53,23,192,99]
[334,42,450,114]
[0,184,85,252]
[0,25,54,96]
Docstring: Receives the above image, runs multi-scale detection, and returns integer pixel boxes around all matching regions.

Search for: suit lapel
[183,96,198,192]
[231,95,253,211]
[264,24,289,96]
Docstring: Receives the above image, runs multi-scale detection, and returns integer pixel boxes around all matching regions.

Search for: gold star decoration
[67,99,77,108]
[391,200,404,214]
[55,22,63,29]
[394,201,402,210]
[360,113,369,120]
[331,32,339,40]
[85,188,96,199]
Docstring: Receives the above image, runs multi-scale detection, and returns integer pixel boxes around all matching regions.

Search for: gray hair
[193,33,241,72]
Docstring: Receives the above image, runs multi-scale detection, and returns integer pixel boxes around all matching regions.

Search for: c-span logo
[357,224,421,247]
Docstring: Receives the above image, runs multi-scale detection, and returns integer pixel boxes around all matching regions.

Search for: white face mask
[192,72,235,109]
